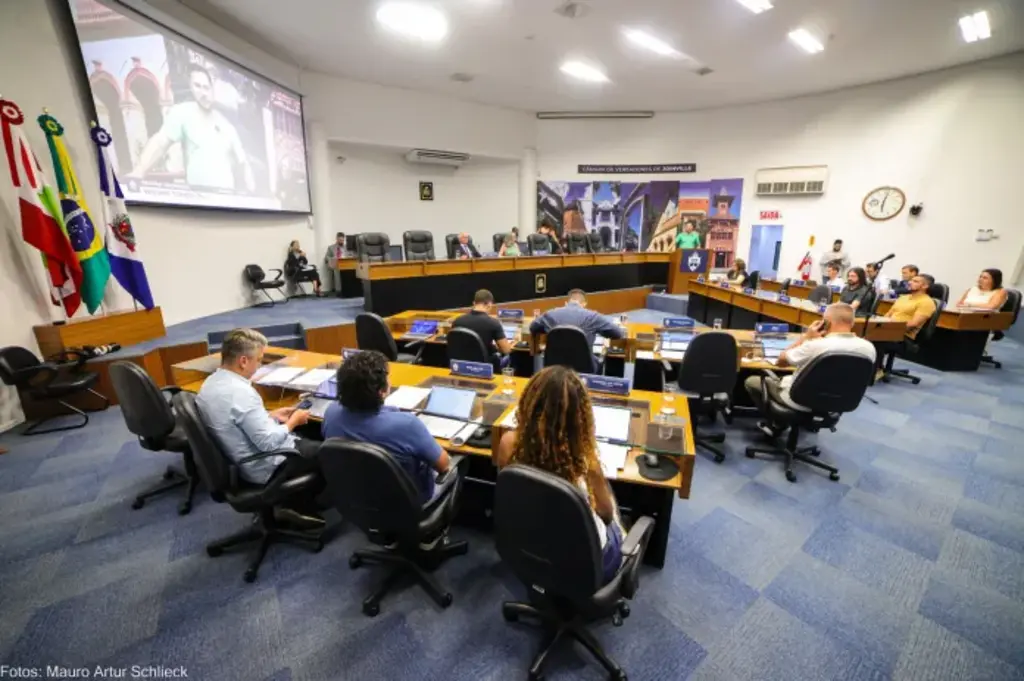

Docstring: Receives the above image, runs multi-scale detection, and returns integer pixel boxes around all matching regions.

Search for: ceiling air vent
[404,148,470,168]
[755,166,829,196]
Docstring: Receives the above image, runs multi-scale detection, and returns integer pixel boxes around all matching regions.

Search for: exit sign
[759,210,782,220]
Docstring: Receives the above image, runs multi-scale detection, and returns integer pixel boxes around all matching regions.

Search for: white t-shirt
[779,333,877,411]
[161,102,245,189]
[962,286,997,308]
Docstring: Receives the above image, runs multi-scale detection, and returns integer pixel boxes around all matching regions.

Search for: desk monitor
[424,386,476,421]
[592,405,631,442]
[345,234,360,253]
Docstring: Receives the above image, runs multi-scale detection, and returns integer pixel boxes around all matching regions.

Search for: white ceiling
[179,0,1024,112]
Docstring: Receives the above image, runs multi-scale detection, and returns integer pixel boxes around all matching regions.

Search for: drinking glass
[713,318,723,330]
[502,367,515,395]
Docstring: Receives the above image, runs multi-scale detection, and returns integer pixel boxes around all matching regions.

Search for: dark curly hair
[336,350,389,411]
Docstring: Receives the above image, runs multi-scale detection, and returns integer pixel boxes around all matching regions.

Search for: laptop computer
[418,386,477,439]
[305,375,338,419]
[592,405,631,442]
[402,320,440,341]
[502,324,520,340]
[660,331,694,353]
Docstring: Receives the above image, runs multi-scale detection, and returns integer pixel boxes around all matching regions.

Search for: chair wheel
[880,376,891,383]
[243,568,258,583]
[785,470,797,483]
[362,602,380,617]
[611,671,628,681]
[713,453,725,464]
[911,378,921,385]
[349,555,363,569]
[829,472,840,482]
[440,592,453,608]
[131,498,144,510]
[177,501,191,516]
[502,606,518,622]
[528,671,544,681]
[744,448,755,459]
[163,469,175,481]
[612,614,623,627]
[809,448,821,457]
[206,546,223,557]
[619,603,630,618]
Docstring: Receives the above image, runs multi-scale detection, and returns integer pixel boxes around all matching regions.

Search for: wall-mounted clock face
[862,186,906,221]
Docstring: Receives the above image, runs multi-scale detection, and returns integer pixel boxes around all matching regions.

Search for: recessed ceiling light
[376,2,448,43]
[959,10,991,43]
[560,60,610,83]
[623,28,681,57]
[735,0,773,14]
[788,28,824,54]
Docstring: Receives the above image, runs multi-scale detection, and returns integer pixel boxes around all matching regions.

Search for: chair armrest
[267,268,284,282]
[621,515,655,558]
[238,448,302,465]
[13,362,58,388]
[48,349,90,369]
[231,447,304,493]
[161,385,183,396]
[763,368,780,382]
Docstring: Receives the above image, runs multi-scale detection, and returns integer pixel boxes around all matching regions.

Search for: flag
[38,112,110,313]
[0,99,82,316]
[92,125,154,310]
[797,251,813,281]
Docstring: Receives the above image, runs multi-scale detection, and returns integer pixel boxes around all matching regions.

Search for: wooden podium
[33,307,166,358]
[667,249,712,294]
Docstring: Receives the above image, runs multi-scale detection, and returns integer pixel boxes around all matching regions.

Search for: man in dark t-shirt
[451,289,513,370]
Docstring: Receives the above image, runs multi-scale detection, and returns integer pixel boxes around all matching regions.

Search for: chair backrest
[0,346,41,387]
[917,298,944,344]
[244,264,265,284]
[677,332,737,395]
[445,233,460,260]
[495,465,603,602]
[526,233,550,255]
[447,327,490,364]
[544,325,593,373]
[492,233,506,253]
[1003,288,1022,325]
[566,233,588,254]
[860,287,878,316]
[172,391,233,497]
[928,282,949,303]
[787,352,875,414]
[808,285,832,305]
[108,361,177,444]
[747,271,760,289]
[355,312,399,360]
[402,231,435,261]
[780,278,791,293]
[319,440,422,544]
[356,233,391,263]
[586,232,604,254]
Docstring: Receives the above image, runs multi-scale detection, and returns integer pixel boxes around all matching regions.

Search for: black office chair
[881,297,943,385]
[244,264,287,307]
[320,440,468,616]
[746,352,874,483]
[109,362,198,515]
[0,346,108,435]
[495,465,654,681]
[780,278,791,294]
[544,325,597,374]
[172,392,324,583]
[747,271,760,290]
[355,312,420,363]
[447,327,491,365]
[858,288,877,318]
[566,233,588,254]
[586,231,605,254]
[526,233,551,255]
[444,233,460,260]
[356,233,391,263]
[928,282,950,304]
[808,284,832,305]
[982,289,1021,369]
[403,231,435,261]
[675,332,737,464]
[493,233,507,253]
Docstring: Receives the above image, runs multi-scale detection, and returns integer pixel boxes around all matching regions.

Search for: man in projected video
[128,64,255,192]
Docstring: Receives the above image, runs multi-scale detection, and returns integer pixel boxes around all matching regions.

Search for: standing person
[956,268,1008,310]
[893,264,919,295]
[498,233,521,257]
[819,239,850,281]
[127,65,255,192]
[726,258,749,286]
[494,366,624,584]
[840,267,872,316]
[885,274,938,340]
[323,232,347,296]
[674,220,702,249]
[456,233,481,259]
[286,240,322,296]
[451,289,513,369]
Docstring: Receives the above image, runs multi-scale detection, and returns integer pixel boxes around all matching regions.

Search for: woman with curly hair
[494,365,623,582]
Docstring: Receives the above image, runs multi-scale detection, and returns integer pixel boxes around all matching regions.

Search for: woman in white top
[495,366,624,583]
[957,268,1008,310]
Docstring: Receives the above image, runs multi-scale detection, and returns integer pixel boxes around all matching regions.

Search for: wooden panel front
[306,323,358,354]
[706,286,735,303]
[33,307,167,358]
[939,310,1013,331]
[472,258,516,273]
[513,256,558,271]
[860,320,907,342]
[786,286,813,300]
[561,254,597,268]
[759,280,783,294]
[424,261,472,276]
[366,262,427,280]
[760,301,802,324]
[336,258,358,271]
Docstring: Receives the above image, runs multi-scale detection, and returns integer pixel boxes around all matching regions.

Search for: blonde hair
[221,328,268,364]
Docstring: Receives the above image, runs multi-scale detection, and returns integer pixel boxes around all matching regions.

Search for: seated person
[196,328,322,524]
[885,273,938,341]
[455,232,481,259]
[494,366,624,584]
[529,289,625,370]
[321,350,451,505]
[674,220,702,249]
[839,266,872,316]
[865,262,889,296]
[285,240,322,296]
[498,233,521,257]
[451,289,513,369]
[893,264,919,295]
[726,258,749,286]
[745,303,876,425]
[957,268,1008,310]
[537,220,564,254]
[823,263,844,288]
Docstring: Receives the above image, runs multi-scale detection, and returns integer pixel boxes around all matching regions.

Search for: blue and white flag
[92,125,154,309]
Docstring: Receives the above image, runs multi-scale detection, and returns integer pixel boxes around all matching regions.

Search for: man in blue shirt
[321,350,451,503]
[529,289,625,371]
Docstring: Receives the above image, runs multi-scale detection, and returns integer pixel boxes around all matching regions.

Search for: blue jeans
[601,522,624,584]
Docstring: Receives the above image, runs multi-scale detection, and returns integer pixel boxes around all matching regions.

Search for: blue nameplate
[498,309,524,319]
[662,317,695,329]
[743,287,754,295]
[779,294,792,304]
[790,280,806,287]
[580,374,630,396]
[831,286,842,292]
[718,281,732,289]
[696,275,705,284]
[341,348,361,360]
[449,359,493,379]
[819,305,828,314]
[886,292,898,300]
[756,323,789,335]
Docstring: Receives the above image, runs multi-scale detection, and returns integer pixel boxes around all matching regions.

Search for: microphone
[871,253,896,268]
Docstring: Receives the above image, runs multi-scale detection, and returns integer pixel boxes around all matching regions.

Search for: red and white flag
[797,251,813,281]
[0,99,82,316]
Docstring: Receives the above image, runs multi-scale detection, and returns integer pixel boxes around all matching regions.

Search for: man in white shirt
[824,264,845,289]
[745,303,876,426]
[865,262,889,296]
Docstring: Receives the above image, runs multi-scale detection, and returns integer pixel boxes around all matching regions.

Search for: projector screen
[67,0,311,213]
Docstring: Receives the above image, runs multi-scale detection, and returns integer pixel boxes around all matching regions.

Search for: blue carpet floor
[2,317,1024,679]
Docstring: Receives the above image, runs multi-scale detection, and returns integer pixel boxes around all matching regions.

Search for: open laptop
[592,405,631,442]
[501,324,520,340]
[760,337,789,361]
[660,331,694,353]
[418,386,477,439]
[306,375,338,419]
[402,320,440,341]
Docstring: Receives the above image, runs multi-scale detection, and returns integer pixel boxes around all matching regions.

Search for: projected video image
[68,0,310,212]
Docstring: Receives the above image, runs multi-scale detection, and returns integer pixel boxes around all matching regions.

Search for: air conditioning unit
[404,148,470,168]
[755,165,828,196]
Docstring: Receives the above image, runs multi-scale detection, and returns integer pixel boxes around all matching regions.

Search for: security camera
[909,203,923,217]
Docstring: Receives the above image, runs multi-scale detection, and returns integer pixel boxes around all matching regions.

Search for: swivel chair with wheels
[928,282,950,304]
[0,347,109,435]
[108,361,197,515]
[447,327,491,364]
[320,440,468,616]
[495,464,654,681]
[356,233,391,263]
[880,297,943,384]
[444,234,460,260]
[526,233,551,255]
[747,270,760,290]
[544,325,597,374]
[745,352,874,483]
[586,231,606,254]
[566,233,588,254]
[172,392,324,583]
[808,285,832,306]
[674,332,736,464]
[355,312,421,363]
[981,289,1021,369]
[244,264,287,307]
[402,231,435,261]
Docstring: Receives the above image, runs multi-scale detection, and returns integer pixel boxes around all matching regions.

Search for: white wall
[537,53,1024,295]
[329,143,519,254]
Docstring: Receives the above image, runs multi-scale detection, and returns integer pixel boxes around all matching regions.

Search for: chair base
[880,352,921,385]
[131,454,199,516]
[22,389,109,436]
[253,287,288,308]
[696,432,727,464]
[745,428,840,483]
[348,538,468,617]
[980,354,1002,369]
[206,509,323,583]
[502,601,630,681]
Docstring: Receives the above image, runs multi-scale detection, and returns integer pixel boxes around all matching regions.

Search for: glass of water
[532,308,541,320]
[713,318,723,330]
[661,383,677,417]
[502,367,515,395]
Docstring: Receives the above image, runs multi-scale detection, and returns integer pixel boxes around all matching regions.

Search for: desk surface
[173,348,695,497]
[874,299,1013,331]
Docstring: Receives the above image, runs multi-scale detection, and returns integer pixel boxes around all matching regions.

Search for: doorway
[748,224,784,279]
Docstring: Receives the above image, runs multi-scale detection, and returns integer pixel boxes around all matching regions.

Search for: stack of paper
[418,415,465,440]
[288,368,336,391]
[597,441,629,477]
[384,386,431,410]
[256,367,306,386]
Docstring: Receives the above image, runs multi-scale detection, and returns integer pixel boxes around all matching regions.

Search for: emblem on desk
[680,249,708,274]
[535,273,547,294]
[687,252,702,271]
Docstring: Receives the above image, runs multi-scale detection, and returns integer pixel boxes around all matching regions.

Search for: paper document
[288,368,336,390]
[597,441,629,477]
[418,415,465,440]
[635,350,656,360]
[592,405,632,441]
[384,386,431,411]
[499,408,518,429]
[660,350,684,361]
[256,367,306,386]
[453,421,481,443]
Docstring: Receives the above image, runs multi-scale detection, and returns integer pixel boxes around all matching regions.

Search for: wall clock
[862,186,906,221]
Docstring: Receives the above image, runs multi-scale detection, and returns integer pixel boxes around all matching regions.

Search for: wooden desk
[33,307,166,359]
[355,253,671,316]
[333,258,361,299]
[173,348,694,568]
